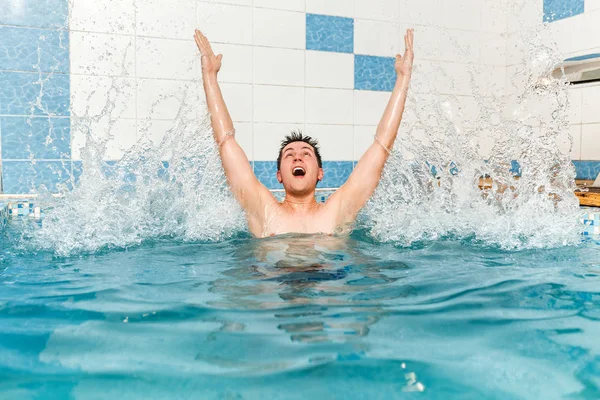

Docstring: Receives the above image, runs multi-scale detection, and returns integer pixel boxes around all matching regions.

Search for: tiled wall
[0,0,72,193]
[545,0,600,180]
[2,0,596,194]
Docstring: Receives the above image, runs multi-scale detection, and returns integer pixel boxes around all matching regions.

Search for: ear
[317,167,324,183]
[277,170,283,183]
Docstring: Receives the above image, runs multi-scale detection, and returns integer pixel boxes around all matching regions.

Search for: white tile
[568,87,583,125]
[253,122,304,160]
[306,0,353,18]
[253,8,305,49]
[474,66,505,97]
[136,37,197,80]
[254,0,304,12]
[572,125,582,160]
[505,33,525,66]
[70,0,135,35]
[70,32,134,77]
[481,2,507,34]
[441,0,481,31]
[586,0,600,11]
[305,88,353,124]
[234,122,253,159]
[353,125,376,159]
[197,2,253,45]
[305,124,353,160]
[354,0,399,22]
[71,117,137,161]
[581,123,600,160]
[582,85,600,124]
[253,47,304,86]
[137,119,173,147]
[201,0,252,6]
[137,79,203,119]
[507,0,542,33]
[480,33,505,66]
[70,75,136,119]
[354,90,388,126]
[219,83,253,122]
[354,19,401,57]
[136,0,196,40]
[402,0,442,26]
[253,85,305,123]
[305,51,353,89]
[211,44,253,83]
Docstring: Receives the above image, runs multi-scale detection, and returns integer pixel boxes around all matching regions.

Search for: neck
[282,190,319,212]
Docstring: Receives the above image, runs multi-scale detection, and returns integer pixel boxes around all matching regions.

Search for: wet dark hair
[276,130,322,171]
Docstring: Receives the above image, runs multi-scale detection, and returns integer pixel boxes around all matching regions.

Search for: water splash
[20,0,584,254]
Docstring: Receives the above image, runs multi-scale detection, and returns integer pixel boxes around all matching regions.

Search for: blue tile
[544,0,584,22]
[306,14,354,54]
[0,27,69,73]
[573,160,600,180]
[0,0,68,29]
[0,71,70,116]
[254,161,281,190]
[2,160,73,194]
[565,53,600,62]
[319,161,353,188]
[355,55,396,92]
[1,116,70,159]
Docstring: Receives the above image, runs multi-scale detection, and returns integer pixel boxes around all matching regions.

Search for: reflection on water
[2,230,600,398]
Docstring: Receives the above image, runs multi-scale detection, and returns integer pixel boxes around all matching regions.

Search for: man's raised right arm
[194,29,274,212]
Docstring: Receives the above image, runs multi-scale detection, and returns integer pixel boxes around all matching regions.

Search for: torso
[247,196,352,238]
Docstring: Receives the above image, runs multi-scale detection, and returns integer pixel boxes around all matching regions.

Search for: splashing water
[20,0,584,255]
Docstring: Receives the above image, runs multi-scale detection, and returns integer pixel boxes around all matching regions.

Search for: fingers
[194,29,214,55]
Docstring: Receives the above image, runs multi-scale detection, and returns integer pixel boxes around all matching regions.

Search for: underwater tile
[354,55,396,92]
[306,14,354,54]
[0,0,69,29]
[0,27,69,73]
[0,71,70,116]
[543,0,584,22]
[1,116,70,159]
[319,161,353,188]
[573,160,600,180]
[2,160,73,194]
[254,161,282,190]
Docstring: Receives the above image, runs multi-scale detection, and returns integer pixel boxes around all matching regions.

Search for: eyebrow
[283,146,314,154]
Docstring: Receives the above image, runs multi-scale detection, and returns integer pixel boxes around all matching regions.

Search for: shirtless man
[194,29,414,238]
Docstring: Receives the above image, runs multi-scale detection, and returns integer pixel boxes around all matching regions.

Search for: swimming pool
[2,219,600,399]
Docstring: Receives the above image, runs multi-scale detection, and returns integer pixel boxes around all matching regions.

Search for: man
[194,29,414,238]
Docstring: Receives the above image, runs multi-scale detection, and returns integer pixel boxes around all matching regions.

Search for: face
[277,142,324,195]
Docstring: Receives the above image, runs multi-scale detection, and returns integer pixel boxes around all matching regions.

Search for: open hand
[395,29,414,79]
[194,29,222,75]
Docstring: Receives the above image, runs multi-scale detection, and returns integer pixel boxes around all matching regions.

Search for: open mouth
[292,167,306,176]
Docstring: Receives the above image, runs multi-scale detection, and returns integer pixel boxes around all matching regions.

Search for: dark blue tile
[544,0,584,22]
[306,14,354,54]
[319,161,353,188]
[2,160,73,194]
[355,55,396,92]
[254,161,282,190]
[1,116,70,159]
[0,27,69,73]
[0,0,69,29]
[0,71,70,116]
[573,160,600,180]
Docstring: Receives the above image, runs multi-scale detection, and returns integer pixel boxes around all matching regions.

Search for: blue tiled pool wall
[0,1,598,194]
[0,0,72,194]
[543,0,585,22]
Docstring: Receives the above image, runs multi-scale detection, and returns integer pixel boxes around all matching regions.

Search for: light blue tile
[319,161,353,188]
[573,160,600,180]
[0,27,69,73]
[254,161,281,190]
[2,160,73,194]
[355,55,396,92]
[306,14,354,54]
[543,0,584,22]
[0,71,70,116]
[0,0,68,29]
[1,116,70,159]
[565,53,600,62]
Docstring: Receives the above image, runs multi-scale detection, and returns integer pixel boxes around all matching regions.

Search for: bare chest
[250,204,342,238]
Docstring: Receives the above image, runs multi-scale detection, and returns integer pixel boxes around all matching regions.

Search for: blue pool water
[1,221,600,399]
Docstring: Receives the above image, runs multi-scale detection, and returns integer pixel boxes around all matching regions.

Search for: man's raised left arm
[330,29,415,220]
